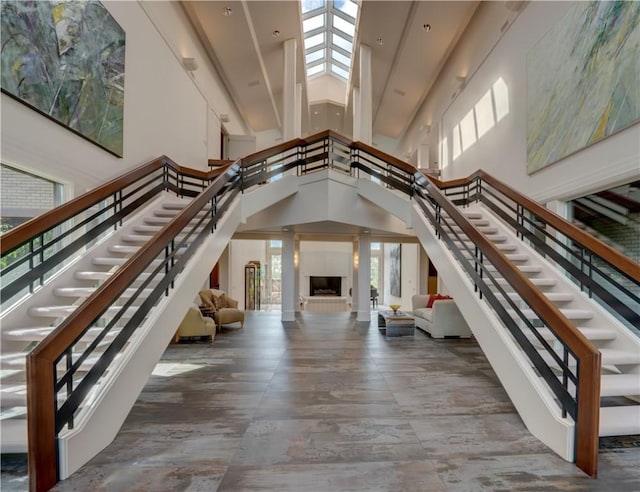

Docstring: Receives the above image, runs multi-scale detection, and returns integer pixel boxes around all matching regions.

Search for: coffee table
[378,310,415,337]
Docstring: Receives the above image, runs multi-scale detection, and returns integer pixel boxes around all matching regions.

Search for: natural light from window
[446,77,510,163]
[301,0,359,81]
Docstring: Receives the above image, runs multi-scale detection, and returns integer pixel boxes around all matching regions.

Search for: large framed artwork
[389,243,401,297]
[526,2,639,174]
[1,1,125,157]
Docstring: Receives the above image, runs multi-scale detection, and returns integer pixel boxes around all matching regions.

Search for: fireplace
[309,276,342,296]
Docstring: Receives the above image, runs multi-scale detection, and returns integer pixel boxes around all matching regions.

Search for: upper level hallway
[3,311,638,491]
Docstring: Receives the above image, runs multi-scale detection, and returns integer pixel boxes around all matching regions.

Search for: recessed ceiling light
[223,7,233,16]
[314,111,319,115]
[423,24,431,31]
[336,112,340,116]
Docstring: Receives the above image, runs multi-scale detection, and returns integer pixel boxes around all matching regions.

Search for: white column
[357,233,371,322]
[295,83,302,138]
[351,237,359,314]
[294,236,301,313]
[358,44,372,145]
[352,88,361,142]
[281,231,296,321]
[283,39,297,141]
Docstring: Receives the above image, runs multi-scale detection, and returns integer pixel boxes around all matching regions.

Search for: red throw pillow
[426,294,452,308]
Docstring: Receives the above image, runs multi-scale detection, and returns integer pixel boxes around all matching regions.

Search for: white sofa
[411,294,472,338]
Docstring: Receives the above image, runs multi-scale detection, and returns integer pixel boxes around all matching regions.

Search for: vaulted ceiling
[182,0,479,146]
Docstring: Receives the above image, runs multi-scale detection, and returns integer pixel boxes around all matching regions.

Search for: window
[450,77,510,161]
[460,108,477,151]
[493,77,509,122]
[452,125,462,160]
[440,137,449,169]
[475,90,495,138]
[301,0,359,80]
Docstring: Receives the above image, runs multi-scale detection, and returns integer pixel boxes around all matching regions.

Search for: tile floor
[2,311,639,491]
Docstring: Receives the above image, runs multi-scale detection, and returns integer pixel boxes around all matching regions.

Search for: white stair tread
[455,239,517,252]
[496,277,556,288]
[484,234,508,243]
[4,326,120,343]
[75,271,112,281]
[539,348,639,369]
[529,326,616,343]
[0,385,27,407]
[453,224,498,234]
[162,202,190,210]
[154,209,207,219]
[462,212,483,219]
[600,406,640,436]
[144,217,172,225]
[601,374,640,397]
[75,271,154,282]
[0,353,27,370]
[133,225,163,233]
[54,286,96,297]
[496,292,574,303]
[29,305,138,318]
[121,234,152,243]
[487,264,543,274]
[600,349,640,365]
[509,308,593,321]
[109,244,141,254]
[0,419,27,453]
[93,257,165,267]
[54,287,153,299]
[504,253,530,262]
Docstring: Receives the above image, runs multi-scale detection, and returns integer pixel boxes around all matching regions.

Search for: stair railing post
[27,355,59,492]
[575,352,601,478]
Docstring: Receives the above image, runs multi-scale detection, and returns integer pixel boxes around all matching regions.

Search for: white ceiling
[183,0,479,145]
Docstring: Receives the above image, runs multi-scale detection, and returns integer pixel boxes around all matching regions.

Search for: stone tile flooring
[2,311,639,491]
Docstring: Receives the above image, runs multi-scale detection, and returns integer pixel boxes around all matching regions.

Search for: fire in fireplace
[309,276,342,296]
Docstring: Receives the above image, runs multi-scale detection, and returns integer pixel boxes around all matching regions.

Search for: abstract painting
[1,1,125,156]
[389,243,401,297]
[526,1,639,174]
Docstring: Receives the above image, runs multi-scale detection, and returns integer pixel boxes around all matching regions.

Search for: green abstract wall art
[526,1,639,174]
[1,0,125,157]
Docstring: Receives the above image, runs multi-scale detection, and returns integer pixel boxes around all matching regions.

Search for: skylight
[301,0,359,81]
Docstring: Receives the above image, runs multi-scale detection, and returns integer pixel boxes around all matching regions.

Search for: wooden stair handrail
[26,163,239,492]
[419,174,601,476]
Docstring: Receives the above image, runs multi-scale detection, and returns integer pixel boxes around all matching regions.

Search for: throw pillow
[426,294,452,308]
[218,293,229,308]
[199,290,216,310]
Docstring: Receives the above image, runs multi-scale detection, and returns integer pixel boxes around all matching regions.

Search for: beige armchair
[199,289,245,328]
[175,304,216,342]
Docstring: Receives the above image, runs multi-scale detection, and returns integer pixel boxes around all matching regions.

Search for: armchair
[175,305,216,342]
[199,289,245,328]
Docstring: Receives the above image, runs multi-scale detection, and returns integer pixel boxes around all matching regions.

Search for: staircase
[0,193,207,455]
[461,205,640,436]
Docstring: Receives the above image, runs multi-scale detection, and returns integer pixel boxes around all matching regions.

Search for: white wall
[383,243,418,311]
[400,1,639,203]
[299,241,353,297]
[1,1,244,196]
